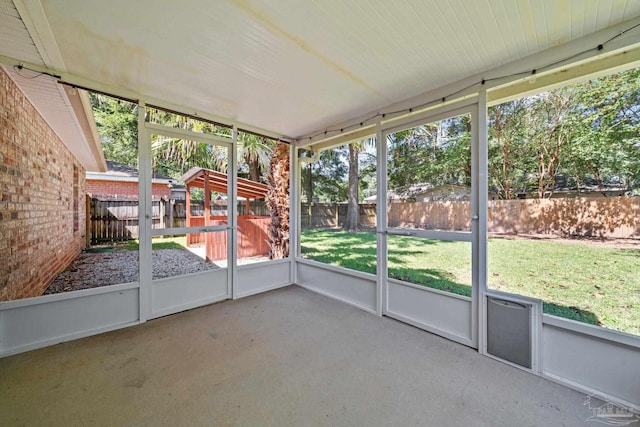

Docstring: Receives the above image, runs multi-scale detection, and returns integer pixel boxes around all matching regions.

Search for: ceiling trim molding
[12,0,65,70]
[64,86,107,172]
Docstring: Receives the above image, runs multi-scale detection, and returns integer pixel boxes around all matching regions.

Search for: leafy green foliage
[90,94,138,167]
[237,132,274,182]
[488,67,640,199]
[301,148,348,202]
[384,68,640,200]
[301,142,376,204]
[91,95,275,183]
[387,115,471,193]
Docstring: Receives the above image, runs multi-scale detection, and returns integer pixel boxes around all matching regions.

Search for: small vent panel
[486,297,532,369]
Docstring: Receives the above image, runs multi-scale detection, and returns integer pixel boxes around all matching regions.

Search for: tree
[386,115,472,196]
[152,135,227,178]
[487,67,640,199]
[237,132,274,183]
[301,148,348,203]
[526,91,575,198]
[343,138,376,231]
[267,143,290,259]
[343,142,360,231]
[488,99,531,199]
[90,94,138,167]
[563,68,640,193]
[147,112,274,183]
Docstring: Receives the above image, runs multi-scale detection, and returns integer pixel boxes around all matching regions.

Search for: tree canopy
[386,67,640,199]
[90,95,274,184]
[487,67,640,199]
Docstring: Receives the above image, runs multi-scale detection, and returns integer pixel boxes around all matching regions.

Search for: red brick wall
[86,179,171,199]
[0,67,86,301]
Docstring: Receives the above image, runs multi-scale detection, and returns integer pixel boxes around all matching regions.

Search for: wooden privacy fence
[388,197,640,238]
[388,201,471,231]
[87,197,141,244]
[487,196,640,239]
[87,197,269,244]
[89,196,640,243]
[302,197,640,239]
[301,203,376,229]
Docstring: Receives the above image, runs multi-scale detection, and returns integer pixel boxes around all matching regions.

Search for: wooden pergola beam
[181,167,269,200]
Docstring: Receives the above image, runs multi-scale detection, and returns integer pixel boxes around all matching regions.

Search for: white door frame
[376,97,482,348]
[138,112,236,321]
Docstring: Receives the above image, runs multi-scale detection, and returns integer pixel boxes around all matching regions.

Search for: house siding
[0,67,86,301]
[86,179,171,199]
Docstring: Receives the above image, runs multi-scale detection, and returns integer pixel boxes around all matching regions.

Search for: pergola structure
[0,0,639,419]
[180,167,270,260]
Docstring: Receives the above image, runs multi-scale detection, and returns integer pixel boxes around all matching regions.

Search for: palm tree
[148,109,274,183]
[237,133,274,182]
[151,135,227,178]
[267,142,290,259]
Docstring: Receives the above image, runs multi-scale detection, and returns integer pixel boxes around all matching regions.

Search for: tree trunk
[343,143,359,232]
[266,143,290,259]
[248,157,261,182]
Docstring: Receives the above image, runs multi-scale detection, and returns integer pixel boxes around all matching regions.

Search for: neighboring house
[170,184,186,201]
[366,183,489,203]
[515,175,629,199]
[85,160,175,201]
[0,66,106,301]
[407,184,473,202]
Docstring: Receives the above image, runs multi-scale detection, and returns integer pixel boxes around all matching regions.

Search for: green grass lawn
[301,229,640,335]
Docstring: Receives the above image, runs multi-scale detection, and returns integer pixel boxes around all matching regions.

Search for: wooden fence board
[88,196,640,245]
[301,197,640,239]
[88,199,269,244]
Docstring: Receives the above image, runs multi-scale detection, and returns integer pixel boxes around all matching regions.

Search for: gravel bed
[45,249,219,294]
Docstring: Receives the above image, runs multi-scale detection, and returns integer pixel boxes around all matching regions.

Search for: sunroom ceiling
[5,0,640,140]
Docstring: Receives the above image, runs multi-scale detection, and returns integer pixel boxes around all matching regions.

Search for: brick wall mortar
[86,180,171,199]
[0,68,86,301]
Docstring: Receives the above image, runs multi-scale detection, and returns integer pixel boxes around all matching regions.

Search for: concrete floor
[1,286,597,426]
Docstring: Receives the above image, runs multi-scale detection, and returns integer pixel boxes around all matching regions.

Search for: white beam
[144,122,233,147]
[229,126,238,299]
[488,46,640,106]
[375,122,387,317]
[138,103,152,323]
[290,144,298,284]
[300,126,376,151]
[474,89,489,351]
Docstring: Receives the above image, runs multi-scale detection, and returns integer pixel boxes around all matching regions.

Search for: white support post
[137,102,152,323]
[375,122,387,317]
[229,126,238,299]
[476,89,489,352]
[289,145,299,284]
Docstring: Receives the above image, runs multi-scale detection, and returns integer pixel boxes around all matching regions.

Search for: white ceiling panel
[3,0,640,139]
